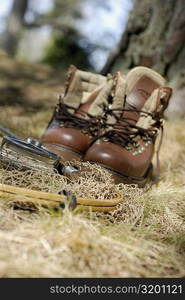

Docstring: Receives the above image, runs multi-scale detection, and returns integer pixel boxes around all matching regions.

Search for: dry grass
[0,106,185,278]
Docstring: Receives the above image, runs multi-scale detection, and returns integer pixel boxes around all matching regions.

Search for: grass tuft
[0,108,185,277]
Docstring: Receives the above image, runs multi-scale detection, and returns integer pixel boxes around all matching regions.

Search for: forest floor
[0,54,185,278]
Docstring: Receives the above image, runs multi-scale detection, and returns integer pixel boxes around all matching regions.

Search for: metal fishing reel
[0,135,78,179]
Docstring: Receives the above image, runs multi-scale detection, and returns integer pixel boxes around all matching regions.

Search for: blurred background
[0,0,133,71]
[0,0,185,118]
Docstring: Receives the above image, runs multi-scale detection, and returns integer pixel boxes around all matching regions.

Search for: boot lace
[95,106,164,183]
[97,107,163,146]
[54,98,106,138]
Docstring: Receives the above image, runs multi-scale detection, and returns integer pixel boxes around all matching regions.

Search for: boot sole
[43,143,82,163]
[94,163,154,188]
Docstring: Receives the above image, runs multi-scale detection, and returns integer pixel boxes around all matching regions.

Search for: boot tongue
[87,75,114,116]
[125,76,161,110]
[89,73,126,118]
[122,67,166,123]
[62,65,106,109]
[124,67,166,109]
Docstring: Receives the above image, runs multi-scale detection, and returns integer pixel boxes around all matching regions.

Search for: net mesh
[0,160,142,212]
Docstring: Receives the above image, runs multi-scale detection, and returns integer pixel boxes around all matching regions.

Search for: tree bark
[2,0,29,56]
[102,0,185,88]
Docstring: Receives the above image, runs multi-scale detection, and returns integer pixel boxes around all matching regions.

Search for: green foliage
[42,29,92,70]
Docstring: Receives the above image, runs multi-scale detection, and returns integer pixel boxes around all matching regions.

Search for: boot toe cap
[84,141,153,178]
[84,142,125,171]
[42,127,91,153]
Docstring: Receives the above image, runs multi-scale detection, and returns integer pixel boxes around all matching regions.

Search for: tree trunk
[2,0,29,56]
[102,0,185,88]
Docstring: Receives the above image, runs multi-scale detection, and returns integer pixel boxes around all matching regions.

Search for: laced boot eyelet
[133,141,140,148]
[137,148,143,154]
[132,150,138,155]
[140,146,145,152]
[160,119,165,126]
[125,144,132,151]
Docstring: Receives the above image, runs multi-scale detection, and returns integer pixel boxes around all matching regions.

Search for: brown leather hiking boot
[42,65,108,162]
[84,67,172,187]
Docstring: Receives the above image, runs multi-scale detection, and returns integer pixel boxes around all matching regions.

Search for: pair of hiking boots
[42,65,172,187]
